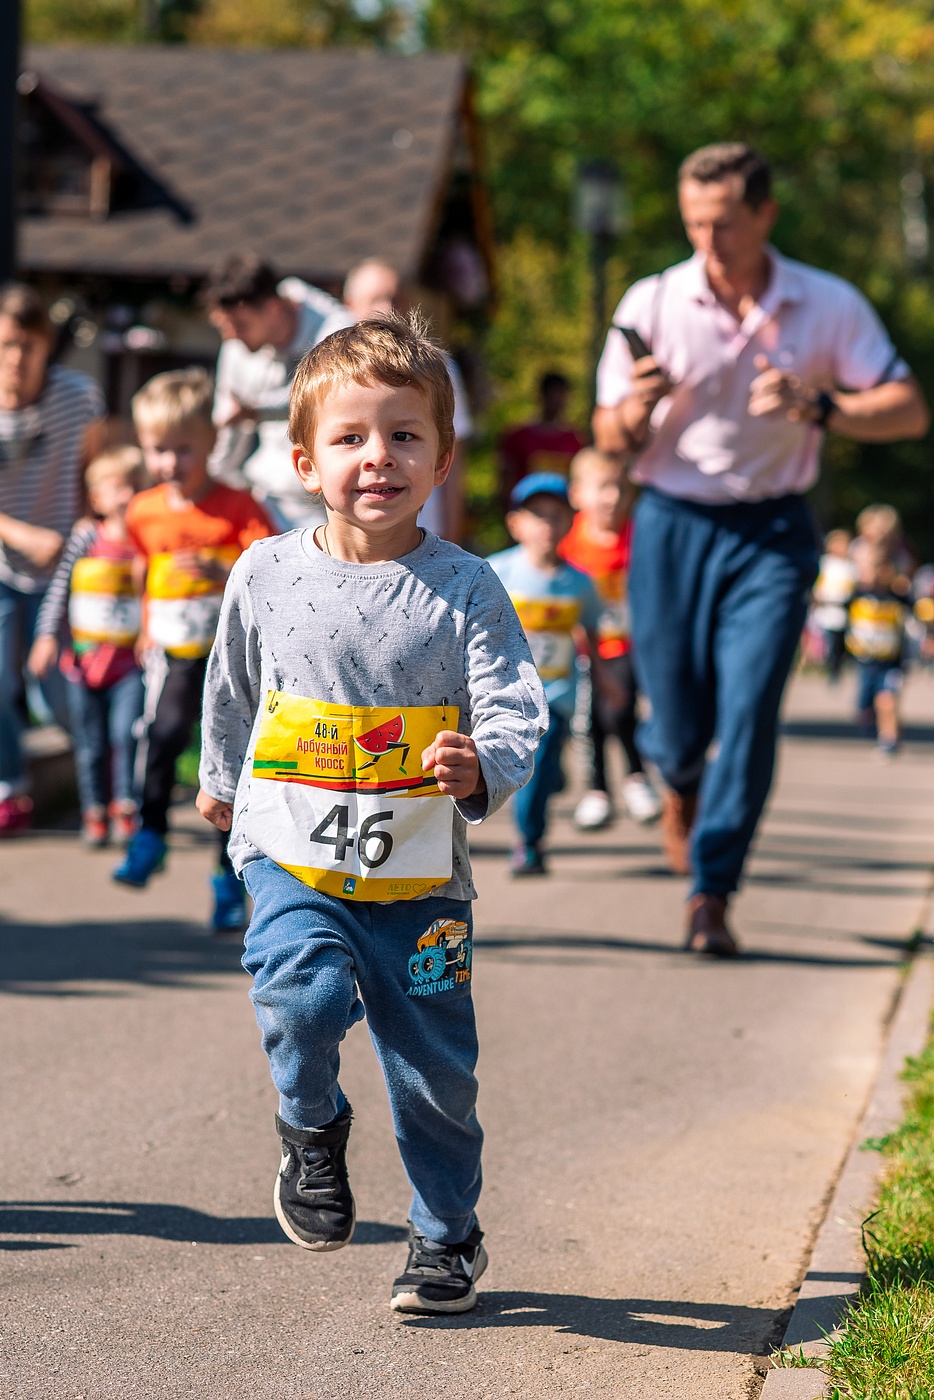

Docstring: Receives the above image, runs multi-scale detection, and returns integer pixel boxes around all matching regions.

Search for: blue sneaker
[211,867,247,933]
[112,828,167,887]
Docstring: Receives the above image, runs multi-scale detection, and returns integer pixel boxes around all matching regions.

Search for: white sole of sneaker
[389,1244,488,1313]
[273,1174,355,1252]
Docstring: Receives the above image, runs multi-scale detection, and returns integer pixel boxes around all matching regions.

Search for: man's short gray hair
[678,143,772,210]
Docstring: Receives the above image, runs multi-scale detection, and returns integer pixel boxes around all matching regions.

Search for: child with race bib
[195,316,546,1313]
[559,448,660,831]
[489,473,613,876]
[28,446,147,846]
[847,541,910,756]
[113,369,273,932]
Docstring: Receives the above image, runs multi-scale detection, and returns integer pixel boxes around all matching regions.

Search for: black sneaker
[273,1106,355,1252]
[390,1222,488,1314]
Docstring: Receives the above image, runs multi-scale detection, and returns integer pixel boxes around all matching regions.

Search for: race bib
[847,598,904,662]
[512,596,581,681]
[146,547,239,658]
[246,692,458,901]
[69,558,141,648]
[592,570,630,645]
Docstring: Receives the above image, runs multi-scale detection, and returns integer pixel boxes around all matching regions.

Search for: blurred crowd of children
[806,502,934,756]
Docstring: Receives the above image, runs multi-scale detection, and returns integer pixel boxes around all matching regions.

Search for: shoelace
[407,1236,461,1276]
[297,1146,341,1198]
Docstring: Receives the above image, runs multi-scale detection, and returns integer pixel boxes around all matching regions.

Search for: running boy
[847,542,910,755]
[488,473,607,876]
[113,369,273,932]
[559,448,660,830]
[28,445,147,846]
[811,528,857,683]
[195,317,546,1313]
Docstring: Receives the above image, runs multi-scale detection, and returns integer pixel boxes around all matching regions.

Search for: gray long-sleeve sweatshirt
[199,529,548,901]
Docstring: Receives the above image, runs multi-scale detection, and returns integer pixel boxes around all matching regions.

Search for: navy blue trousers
[629,488,820,898]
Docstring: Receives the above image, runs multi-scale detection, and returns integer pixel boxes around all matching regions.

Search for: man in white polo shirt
[594,142,928,957]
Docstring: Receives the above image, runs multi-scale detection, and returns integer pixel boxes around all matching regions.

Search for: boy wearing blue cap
[489,473,611,875]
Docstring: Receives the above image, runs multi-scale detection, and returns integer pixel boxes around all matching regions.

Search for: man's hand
[748,354,816,421]
[216,395,256,430]
[196,787,233,831]
[27,633,59,678]
[629,354,674,414]
[421,730,485,800]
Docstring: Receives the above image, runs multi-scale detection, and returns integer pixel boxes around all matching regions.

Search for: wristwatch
[812,390,837,428]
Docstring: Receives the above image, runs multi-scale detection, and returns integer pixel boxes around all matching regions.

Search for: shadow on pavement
[0,1201,406,1246]
[0,918,246,995]
[400,1290,783,1352]
[475,929,906,967]
[781,718,934,743]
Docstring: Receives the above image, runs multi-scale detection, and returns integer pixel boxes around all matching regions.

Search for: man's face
[0,316,51,407]
[210,297,282,352]
[678,176,778,280]
[344,264,400,321]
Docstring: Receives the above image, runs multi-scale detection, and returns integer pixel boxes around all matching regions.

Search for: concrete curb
[760,949,934,1399]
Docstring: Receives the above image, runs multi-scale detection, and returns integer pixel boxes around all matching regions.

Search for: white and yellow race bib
[146,547,239,659]
[847,597,904,662]
[69,558,141,648]
[246,693,458,901]
[511,596,581,681]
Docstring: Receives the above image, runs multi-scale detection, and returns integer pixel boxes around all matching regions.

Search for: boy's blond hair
[132,367,214,436]
[85,444,148,493]
[569,446,630,483]
[289,314,455,458]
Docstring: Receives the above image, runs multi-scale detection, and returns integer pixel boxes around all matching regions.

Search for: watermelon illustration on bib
[246,692,458,901]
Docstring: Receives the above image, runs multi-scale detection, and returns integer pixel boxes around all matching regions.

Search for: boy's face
[0,315,51,408]
[293,379,452,529]
[137,420,215,497]
[569,465,633,531]
[506,494,573,561]
[89,474,136,520]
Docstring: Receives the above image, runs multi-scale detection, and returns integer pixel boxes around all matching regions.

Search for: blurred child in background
[28,446,147,846]
[489,473,615,876]
[811,528,857,683]
[559,448,659,828]
[112,369,273,930]
[846,542,910,756]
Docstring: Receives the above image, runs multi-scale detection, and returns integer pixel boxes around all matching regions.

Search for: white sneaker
[622,772,661,824]
[573,789,613,830]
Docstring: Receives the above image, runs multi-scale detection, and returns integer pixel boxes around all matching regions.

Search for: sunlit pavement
[2,670,933,1398]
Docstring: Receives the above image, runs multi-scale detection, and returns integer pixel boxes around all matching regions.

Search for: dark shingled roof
[20,45,469,283]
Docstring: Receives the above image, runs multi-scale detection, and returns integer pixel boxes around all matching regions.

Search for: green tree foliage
[428,0,934,548]
[26,0,411,46]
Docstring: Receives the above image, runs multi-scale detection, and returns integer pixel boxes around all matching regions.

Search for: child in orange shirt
[112,369,273,929]
[559,448,659,828]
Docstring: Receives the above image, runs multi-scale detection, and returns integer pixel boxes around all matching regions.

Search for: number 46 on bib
[245,693,459,901]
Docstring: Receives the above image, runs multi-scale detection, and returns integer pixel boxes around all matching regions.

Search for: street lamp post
[574,159,627,401]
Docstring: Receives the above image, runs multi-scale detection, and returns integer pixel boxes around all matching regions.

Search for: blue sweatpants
[512,706,569,847]
[629,488,820,898]
[241,857,481,1243]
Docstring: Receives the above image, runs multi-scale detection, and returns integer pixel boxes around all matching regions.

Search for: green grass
[774,1029,934,1397]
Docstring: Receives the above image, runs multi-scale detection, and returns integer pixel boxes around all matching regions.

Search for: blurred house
[17,45,494,414]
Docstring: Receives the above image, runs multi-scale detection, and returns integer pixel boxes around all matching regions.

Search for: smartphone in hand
[616,326,652,361]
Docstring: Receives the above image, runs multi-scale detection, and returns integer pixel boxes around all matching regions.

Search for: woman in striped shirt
[0,283,105,834]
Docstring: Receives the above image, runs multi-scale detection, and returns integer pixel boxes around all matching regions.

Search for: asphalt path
[2,672,933,1398]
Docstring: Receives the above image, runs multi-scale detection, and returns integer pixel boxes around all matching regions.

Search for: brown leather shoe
[685,894,739,957]
[661,789,698,875]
